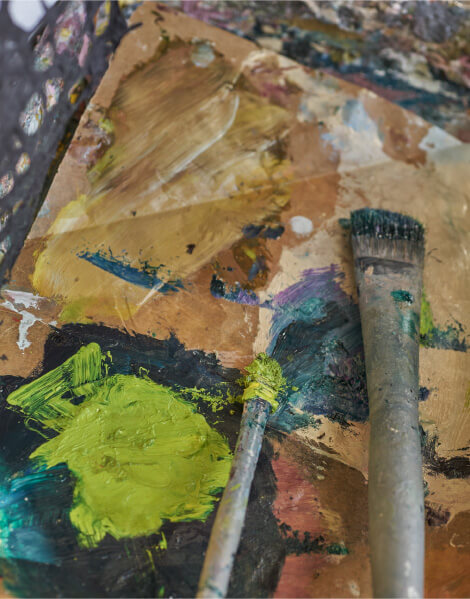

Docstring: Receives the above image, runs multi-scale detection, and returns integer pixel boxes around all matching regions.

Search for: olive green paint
[239,353,286,412]
[7,343,232,548]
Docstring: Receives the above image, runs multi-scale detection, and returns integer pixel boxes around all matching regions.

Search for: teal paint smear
[420,290,467,352]
[0,466,61,564]
[326,542,349,555]
[391,290,414,304]
[267,265,368,433]
[391,288,467,349]
[399,309,420,340]
[77,248,184,292]
[391,289,419,340]
[280,524,349,556]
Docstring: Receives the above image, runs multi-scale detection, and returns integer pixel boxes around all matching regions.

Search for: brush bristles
[350,208,424,243]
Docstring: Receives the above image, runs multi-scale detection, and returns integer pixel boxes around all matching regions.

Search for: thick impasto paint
[269,265,367,432]
[0,325,347,598]
[7,343,232,548]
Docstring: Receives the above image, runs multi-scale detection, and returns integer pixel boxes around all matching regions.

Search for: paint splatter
[268,265,367,432]
[78,249,184,292]
[7,343,232,548]
[289,216,314,237]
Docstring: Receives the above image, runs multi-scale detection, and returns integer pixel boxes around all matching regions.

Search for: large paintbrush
[197,354,285,598]
[350,208,425,598]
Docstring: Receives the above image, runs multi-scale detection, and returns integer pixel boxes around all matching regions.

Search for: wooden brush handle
[197,398,271,598]
[355,257,425,598]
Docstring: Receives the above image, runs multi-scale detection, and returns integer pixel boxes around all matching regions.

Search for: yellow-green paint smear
[420,290,434,338]
[7,344,232,548]
[240,353,286,412]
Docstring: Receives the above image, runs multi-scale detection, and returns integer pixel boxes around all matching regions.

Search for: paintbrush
[350,208,425,598]
[197,353,285,598]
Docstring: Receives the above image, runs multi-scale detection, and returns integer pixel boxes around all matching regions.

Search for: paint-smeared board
[173,0,470,142]
[0,3,469,597]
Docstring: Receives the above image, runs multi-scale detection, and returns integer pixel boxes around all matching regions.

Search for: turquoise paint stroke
[77,249,184,292]
[391,290,414,304]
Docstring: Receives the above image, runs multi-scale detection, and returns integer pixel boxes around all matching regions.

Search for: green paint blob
[7,344,232,548]
[391,290,414,304]
[239,353,286,412]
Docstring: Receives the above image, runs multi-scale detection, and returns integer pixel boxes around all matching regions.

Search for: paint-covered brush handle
[197,398,271,598]
[351,209,425,598]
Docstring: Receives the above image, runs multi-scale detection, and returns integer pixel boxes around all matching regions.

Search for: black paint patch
[424,503,451,527]
[0,325,290,598]
[418,386,430,402]
[422,431,470,479]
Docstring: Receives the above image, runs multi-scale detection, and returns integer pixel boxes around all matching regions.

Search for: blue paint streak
[210,275,272,308]
[77,249,183,292]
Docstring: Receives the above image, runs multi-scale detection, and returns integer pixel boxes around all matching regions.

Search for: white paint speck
[289,216,313,237]
[407,586,420,598]
[191,42,215,68]
[348,581,360,597]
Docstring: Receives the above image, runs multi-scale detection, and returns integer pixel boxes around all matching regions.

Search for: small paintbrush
[350,208,425,598]
[197,353,285,598]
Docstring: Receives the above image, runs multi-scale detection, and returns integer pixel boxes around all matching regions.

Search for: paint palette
[0,4,469,597]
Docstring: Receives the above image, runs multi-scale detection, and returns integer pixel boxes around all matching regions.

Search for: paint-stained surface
[174,0,470,142]
[0,3,469,598]
[7,343,232,549]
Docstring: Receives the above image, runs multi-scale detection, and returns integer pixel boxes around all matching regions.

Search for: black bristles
[350,208,424,242]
